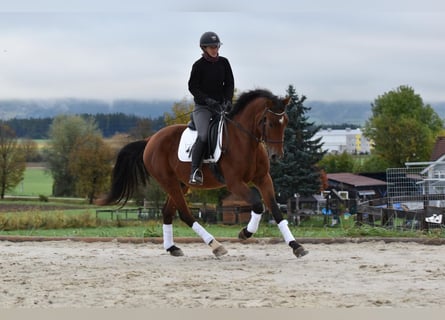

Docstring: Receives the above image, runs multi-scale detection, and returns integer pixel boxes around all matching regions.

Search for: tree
[129,118,154,139]
[270,85,326,199]
[364,85,443,167]
[318,151,355,173]
[20,138,41,162]
[357,154,390,173]
[45,115,101,197]
[0,124,26,199]
[164,99,194,125]
[68,133,114,204]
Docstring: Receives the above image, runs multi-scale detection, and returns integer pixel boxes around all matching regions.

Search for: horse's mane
[227,89,281,118]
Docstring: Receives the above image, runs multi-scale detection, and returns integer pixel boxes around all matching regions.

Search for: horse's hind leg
[162,197,184,257]
[161,182,227,257]
[190,220,228,257]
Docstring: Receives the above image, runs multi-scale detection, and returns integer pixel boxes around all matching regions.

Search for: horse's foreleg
[254,176,309,258]
[238,186,264,240]
[271,200,308,258]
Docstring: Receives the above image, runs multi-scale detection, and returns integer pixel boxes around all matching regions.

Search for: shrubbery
[0,211,107,231]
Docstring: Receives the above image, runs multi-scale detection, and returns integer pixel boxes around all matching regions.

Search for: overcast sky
[1,0,444,102]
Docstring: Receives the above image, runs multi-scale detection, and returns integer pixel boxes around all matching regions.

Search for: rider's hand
[205,98,220,108]
[224,101,232,113]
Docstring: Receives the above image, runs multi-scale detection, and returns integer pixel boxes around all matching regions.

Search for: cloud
[0,5,444,102]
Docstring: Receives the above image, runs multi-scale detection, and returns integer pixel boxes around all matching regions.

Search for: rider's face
[204,45,219,58]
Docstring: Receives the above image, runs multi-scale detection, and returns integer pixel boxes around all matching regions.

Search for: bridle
[260,108,287,144]
[223,105,287,145]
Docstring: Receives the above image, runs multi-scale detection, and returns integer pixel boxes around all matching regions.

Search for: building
[327,172,387,201]
[313,128,373,154]
[431,136,445,161]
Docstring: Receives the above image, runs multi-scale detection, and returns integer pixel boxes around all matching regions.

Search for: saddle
[178,115,223,163]
[177,114,225,183]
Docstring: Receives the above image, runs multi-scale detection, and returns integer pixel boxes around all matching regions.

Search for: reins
[223,106,286,145]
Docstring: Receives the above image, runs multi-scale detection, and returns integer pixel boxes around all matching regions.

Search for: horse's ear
[283,96,291,107]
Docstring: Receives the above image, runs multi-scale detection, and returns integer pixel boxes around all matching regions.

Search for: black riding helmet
[199,31,221,48]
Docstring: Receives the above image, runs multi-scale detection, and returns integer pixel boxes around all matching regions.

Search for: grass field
[2,162,444,239]
[9,167,53,197]
[0,200,442,239]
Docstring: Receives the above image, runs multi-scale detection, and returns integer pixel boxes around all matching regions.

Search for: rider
[188,31,234,185]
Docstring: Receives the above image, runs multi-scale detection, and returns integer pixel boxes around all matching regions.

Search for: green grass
[1,199,444,239]
[0,205,443,239]
[0,215,252,239]
[9,167,53,196]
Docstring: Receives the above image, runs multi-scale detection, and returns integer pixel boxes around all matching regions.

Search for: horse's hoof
[238,227,252,240]
[212,245,228,257]
[167,245,184,257]
[293,246,309,258]
[209,240,228,257]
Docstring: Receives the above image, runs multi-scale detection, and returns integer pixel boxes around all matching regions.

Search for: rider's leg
[189,106,211,185]
[189,137,206,184]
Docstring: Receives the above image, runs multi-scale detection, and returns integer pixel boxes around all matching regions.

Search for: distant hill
[1,98,444,125]
[305,101,373,126]
[0,98,175,120]
[305,100,445,126]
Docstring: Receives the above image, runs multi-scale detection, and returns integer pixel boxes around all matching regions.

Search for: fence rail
[95,208,161,221]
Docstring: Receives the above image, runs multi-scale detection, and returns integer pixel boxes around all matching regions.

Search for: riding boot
[189,139,206,185]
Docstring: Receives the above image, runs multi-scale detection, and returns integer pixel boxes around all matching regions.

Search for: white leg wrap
[247,211,262,234]
[278,219,295,244]
[192,222,214,245]
[163,224,175,250]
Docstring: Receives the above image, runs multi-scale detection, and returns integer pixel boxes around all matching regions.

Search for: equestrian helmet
[199,31,221,47]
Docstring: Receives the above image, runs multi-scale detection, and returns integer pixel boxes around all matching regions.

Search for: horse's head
[261,96,290,161]
[228,89,290,161]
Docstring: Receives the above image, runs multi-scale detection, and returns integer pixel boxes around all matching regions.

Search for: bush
[0,211,98,231]
[39,195,49,202]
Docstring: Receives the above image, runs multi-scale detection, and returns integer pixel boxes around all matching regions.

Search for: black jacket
[188,56,234,105]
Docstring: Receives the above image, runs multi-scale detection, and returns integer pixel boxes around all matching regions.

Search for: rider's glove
[205,98,220,108]
[224,101,233,113]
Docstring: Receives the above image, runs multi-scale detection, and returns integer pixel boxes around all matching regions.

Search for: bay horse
[96,89,308,258]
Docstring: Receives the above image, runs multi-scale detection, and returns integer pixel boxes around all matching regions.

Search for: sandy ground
[1,239,445,308]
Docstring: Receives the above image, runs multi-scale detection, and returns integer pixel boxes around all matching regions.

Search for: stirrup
[189,169,203,185]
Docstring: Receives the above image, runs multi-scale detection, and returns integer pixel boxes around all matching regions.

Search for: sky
[1,0,445,103]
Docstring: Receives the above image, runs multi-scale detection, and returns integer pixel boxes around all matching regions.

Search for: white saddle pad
[178,120,224,163]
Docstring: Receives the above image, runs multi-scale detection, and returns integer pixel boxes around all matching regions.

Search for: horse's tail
[95,139,149,206]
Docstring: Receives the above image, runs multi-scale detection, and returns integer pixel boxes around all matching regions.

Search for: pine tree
[270,85,326,200]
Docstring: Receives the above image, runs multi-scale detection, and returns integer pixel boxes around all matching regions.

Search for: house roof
[421,153,445,175]
[327,173,386,187]
[431,136,445,161]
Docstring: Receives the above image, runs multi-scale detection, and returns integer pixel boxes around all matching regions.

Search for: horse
[96,89,308,258]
